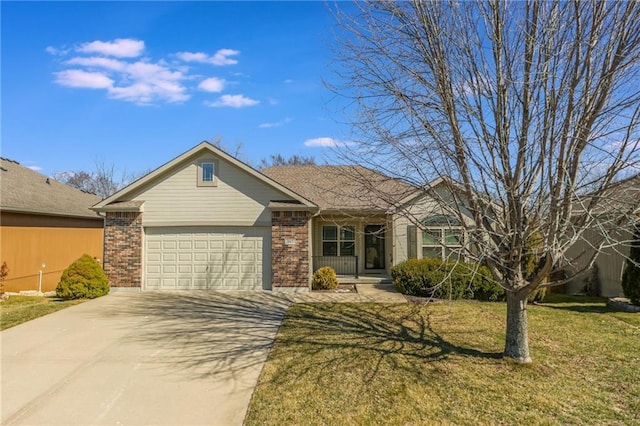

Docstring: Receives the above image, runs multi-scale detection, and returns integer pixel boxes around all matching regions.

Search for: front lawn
[0,296,86,330]
[247,297,640,425]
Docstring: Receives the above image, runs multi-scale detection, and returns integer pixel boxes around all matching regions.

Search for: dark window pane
[340,241,355,256]
[422,229,440,245]
[444,230,463,246]
[422,247,442,259]
[202,163,215,181]
[341,226,355,241]
[323,226,337,240]
[323,242,338,256]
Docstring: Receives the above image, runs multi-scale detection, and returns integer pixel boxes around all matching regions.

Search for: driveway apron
[1,291,291,426]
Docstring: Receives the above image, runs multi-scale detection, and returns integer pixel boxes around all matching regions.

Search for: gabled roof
[573,173,640,216]
[261,165,416,212]
[0,157,102,219]
[92,141,318,211]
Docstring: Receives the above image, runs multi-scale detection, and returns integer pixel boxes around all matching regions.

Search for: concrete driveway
[1,291,292,425]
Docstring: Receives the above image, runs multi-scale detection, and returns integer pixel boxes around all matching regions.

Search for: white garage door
[144,227,271,291]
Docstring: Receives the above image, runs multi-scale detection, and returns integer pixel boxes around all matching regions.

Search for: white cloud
[66,56,127,71]
[211,49,239,65]
[50,39,249,106]
[54,69,114,89]
[259,117,292,128]
[198,77,226,93]
[284,79,294,84]
[45,46,69,56]
[177,48,240,66]
[27,165,43,171]
[77,38,145,58]
[54,58,188,104]
[204,94,259,108]
[304,137,353,147]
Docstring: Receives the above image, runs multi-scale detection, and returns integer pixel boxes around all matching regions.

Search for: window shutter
[407,225,417,259]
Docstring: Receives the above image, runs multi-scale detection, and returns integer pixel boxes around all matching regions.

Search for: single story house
[0,158,104,293]
[93,141,471,291]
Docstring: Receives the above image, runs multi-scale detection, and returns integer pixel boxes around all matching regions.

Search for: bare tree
[54,159,138,198]
[258,154,317,170]
[331,1,640,362]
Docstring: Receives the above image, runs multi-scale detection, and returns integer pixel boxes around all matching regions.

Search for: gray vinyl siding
[565,227,631,297]
[129,154,295,226]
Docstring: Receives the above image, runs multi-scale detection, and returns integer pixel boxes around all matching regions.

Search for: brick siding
[104,211,142,287]
[271,210,311,288]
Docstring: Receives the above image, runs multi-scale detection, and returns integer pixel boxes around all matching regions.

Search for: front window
[322,225,355,256]
[421,216,464,260]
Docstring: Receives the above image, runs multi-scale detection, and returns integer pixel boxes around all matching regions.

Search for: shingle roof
[573,173,640,217]
[0,158,102,219]
[261,165,416,212]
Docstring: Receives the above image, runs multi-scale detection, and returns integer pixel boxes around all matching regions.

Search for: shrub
[312,267,339,290]
[622,225,640,305]
[56,254,109,300]
[391,258,504,301]
[0,262,8,292]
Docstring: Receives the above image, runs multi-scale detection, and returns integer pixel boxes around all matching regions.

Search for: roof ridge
[0,157,20,164]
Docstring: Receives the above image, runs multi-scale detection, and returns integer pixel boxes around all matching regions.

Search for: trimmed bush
[312,267,339,290]
[56,254,109,300]
[622,225,640,305]
[391,258,503,301]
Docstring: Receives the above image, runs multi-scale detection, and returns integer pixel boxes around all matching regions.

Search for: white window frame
[322,225,356,256]
[420,215,465,260]
[197,159,218,187]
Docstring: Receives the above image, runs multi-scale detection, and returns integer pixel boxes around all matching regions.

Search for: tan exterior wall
[128,154,296,227]
[1,224,104,293]
[565,227,631,297]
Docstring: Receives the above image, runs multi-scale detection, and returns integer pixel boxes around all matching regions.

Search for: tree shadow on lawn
[270,302,503,385]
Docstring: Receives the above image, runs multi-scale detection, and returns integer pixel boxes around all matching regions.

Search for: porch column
[271,210,311,291]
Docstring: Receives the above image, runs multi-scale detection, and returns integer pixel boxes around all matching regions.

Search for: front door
[364,225,385,270]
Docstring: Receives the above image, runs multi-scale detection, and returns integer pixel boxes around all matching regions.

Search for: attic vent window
[197,159,218,187]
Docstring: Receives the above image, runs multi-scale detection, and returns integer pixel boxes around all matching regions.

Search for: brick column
[271,210,311,289]
[104,212,142,288]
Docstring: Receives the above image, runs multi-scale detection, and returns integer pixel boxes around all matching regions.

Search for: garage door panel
[145,227,271,291]
[163,241,177,249]
[194,240,207,250]
[193,252,208,262]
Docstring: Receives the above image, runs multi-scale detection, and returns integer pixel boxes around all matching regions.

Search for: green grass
[247,297,640,425]
[0,296,86,330]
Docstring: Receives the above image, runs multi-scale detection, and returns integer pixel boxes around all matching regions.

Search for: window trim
[322,224,356,256]
[421,225,465,261]
[197,158,218,187]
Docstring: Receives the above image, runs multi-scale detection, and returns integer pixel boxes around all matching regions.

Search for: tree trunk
[504,290,532,363]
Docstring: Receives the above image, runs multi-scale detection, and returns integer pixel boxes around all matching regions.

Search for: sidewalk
[295,283,406,303]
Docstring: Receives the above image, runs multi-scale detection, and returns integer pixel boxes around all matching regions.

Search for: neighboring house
[564,174,640,297]
[93,141,476,292]
[0,158,104,293]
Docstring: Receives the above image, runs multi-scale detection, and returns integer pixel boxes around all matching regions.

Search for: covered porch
[310,213,393,279]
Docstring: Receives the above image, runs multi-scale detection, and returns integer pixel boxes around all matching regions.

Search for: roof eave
[0,206,103,220]
[93,141,318,209]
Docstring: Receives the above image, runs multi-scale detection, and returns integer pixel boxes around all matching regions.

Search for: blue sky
[1,1,351,176]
